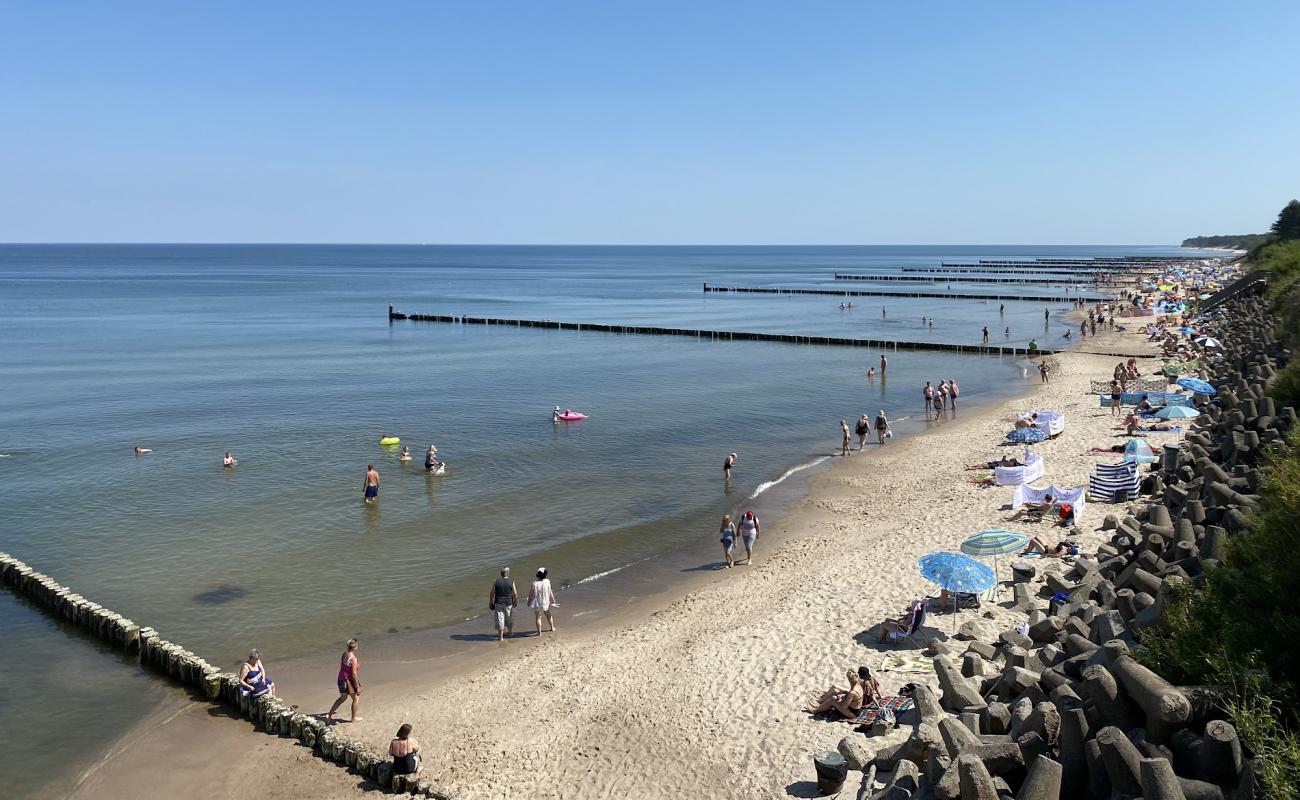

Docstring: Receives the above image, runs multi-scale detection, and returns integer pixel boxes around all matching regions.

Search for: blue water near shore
[0,244,1215,796]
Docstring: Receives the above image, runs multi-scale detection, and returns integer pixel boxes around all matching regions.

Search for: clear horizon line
[0,240,1191,247]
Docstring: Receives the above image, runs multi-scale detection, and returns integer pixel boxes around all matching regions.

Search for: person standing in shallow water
[880,354,887,373]
[874,409,890,445]
[527,567,557,634]
[718,515,738,568]
[723,452,737,486]
[326,639,361,724]
[855,414,870,451]
[362,464,379,503]
[840,420,851,456]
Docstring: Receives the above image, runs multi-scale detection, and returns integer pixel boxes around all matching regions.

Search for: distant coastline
[1181,233,1266,250]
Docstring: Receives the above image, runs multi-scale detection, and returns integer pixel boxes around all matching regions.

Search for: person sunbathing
[1005,494,1054,522]
[877,601,923,643]
[1021,536,1079,558]
[966,456,1022,470]
[805,669,865,719]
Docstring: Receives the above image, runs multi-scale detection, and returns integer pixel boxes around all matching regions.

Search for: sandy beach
[72,327,1160,800]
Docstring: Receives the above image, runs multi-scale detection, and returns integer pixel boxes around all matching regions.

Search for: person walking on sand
[737,510,760,564]
[490,568,518,642]
[326,639,361,724]
[1038,362,1050,383]
[840,420,852,456]
[362,464,380,503]
[874,410,891,444]
[527,567,557,634]
[723,451,737,485]
[855,414,870,451]
[719,515,738,568]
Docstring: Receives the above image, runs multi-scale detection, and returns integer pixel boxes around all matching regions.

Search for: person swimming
[134,446,152,455]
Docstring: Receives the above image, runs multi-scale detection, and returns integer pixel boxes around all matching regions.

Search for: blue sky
[1,2,1297,244]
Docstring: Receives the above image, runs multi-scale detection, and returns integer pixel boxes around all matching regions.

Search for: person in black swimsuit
[723,452,737,485]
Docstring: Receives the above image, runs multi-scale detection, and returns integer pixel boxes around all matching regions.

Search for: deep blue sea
[0,244,1216,796]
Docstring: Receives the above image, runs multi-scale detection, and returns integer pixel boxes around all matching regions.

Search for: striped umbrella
[960,529,1029,556]
[960,529,1028,599]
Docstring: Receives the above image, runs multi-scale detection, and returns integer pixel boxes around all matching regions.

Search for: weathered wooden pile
[833,289,1292,800]
[0,551,456,798]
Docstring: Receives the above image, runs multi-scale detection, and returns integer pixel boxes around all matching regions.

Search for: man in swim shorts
[363,464,380,502]
[489,567,517,642]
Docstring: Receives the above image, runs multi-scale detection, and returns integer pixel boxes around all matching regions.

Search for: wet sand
[70,327,1159,800]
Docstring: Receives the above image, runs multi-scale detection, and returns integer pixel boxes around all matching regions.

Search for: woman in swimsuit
[389,724,421,776]
[874,410,890,445]
[718,515,737,568]
[723,452,737,484]
[223,452,236,468]
[326,639,362,724]
[840,420,851,456]
[854,414,870,451]
[399,446,411,462]
[237,649,274,699]
[1110,381,1123,417]
[806,669,865,720]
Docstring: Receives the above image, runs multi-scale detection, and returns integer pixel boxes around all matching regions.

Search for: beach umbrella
[1178,326,1198,334]
[1155,405,1200,420]
[1177,377,1216,396]
[919,552,997,627]
[1196,336,1222,348]
[960,530,1029,599]
[1007,427,1047,444]
[1123,438,1157,464]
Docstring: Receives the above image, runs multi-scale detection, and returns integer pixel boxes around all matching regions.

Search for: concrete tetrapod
[1140,757,1188,800]
[956,753,1000,800]
[1017,754,1063,800]
[1096,725,1143,796]
[1108,655,1191,729]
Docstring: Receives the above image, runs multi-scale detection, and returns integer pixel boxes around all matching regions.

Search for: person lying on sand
[1005,494,1054,523]
[805,669,864,720]
[1021,536,1079,558]
[967,455,1022,470]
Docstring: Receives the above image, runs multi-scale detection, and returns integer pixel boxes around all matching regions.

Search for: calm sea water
[0,244,1212,796]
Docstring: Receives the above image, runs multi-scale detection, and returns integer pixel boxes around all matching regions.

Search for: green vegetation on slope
[1140,199,1300,798]
[1182,233,1270,250]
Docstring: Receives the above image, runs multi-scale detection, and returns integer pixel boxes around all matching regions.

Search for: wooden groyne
[0,550,456,797]
[390,309,1061,356]
[701,283,1106,302]
[831,273,1094,286]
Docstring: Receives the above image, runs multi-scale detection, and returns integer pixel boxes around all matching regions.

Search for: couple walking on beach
[846,411,891,453]
[718,510,760,568]
[490,566,557,642]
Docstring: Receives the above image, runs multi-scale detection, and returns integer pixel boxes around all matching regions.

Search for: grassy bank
[1139,222,1300,798]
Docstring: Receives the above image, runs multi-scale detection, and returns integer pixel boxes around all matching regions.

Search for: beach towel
[877,652,933,674]
[854,696,915,726]
[1089,461,1140,503]
[1011,484,1087,522]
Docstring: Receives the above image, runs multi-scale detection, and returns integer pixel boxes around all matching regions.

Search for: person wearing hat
[737,510,761,565]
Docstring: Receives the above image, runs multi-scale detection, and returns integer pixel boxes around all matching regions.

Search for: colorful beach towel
[854,696,915,726]
[878,652,933,674]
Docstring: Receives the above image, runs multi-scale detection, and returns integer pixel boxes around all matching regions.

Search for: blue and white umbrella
[1177,377,1216,396]
[1007,427,1048,444]
[919,552,997,594]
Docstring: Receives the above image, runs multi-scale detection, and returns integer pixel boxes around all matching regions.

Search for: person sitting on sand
[134,446,152,455]
[1022,536,1079,558]
[223,451,237,468]
[1137,395,1154,413]
[806,669,865,720]
[1006,493,1054,522]
[389,724,421,775]
[237,649,274,699]
[857,666,883,707]
[1015,412,1040,429]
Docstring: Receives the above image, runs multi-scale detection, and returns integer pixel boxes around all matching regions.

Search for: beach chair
[882,600,927,647]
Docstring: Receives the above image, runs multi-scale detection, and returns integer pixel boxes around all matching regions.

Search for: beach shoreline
[63,331,1154,800]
